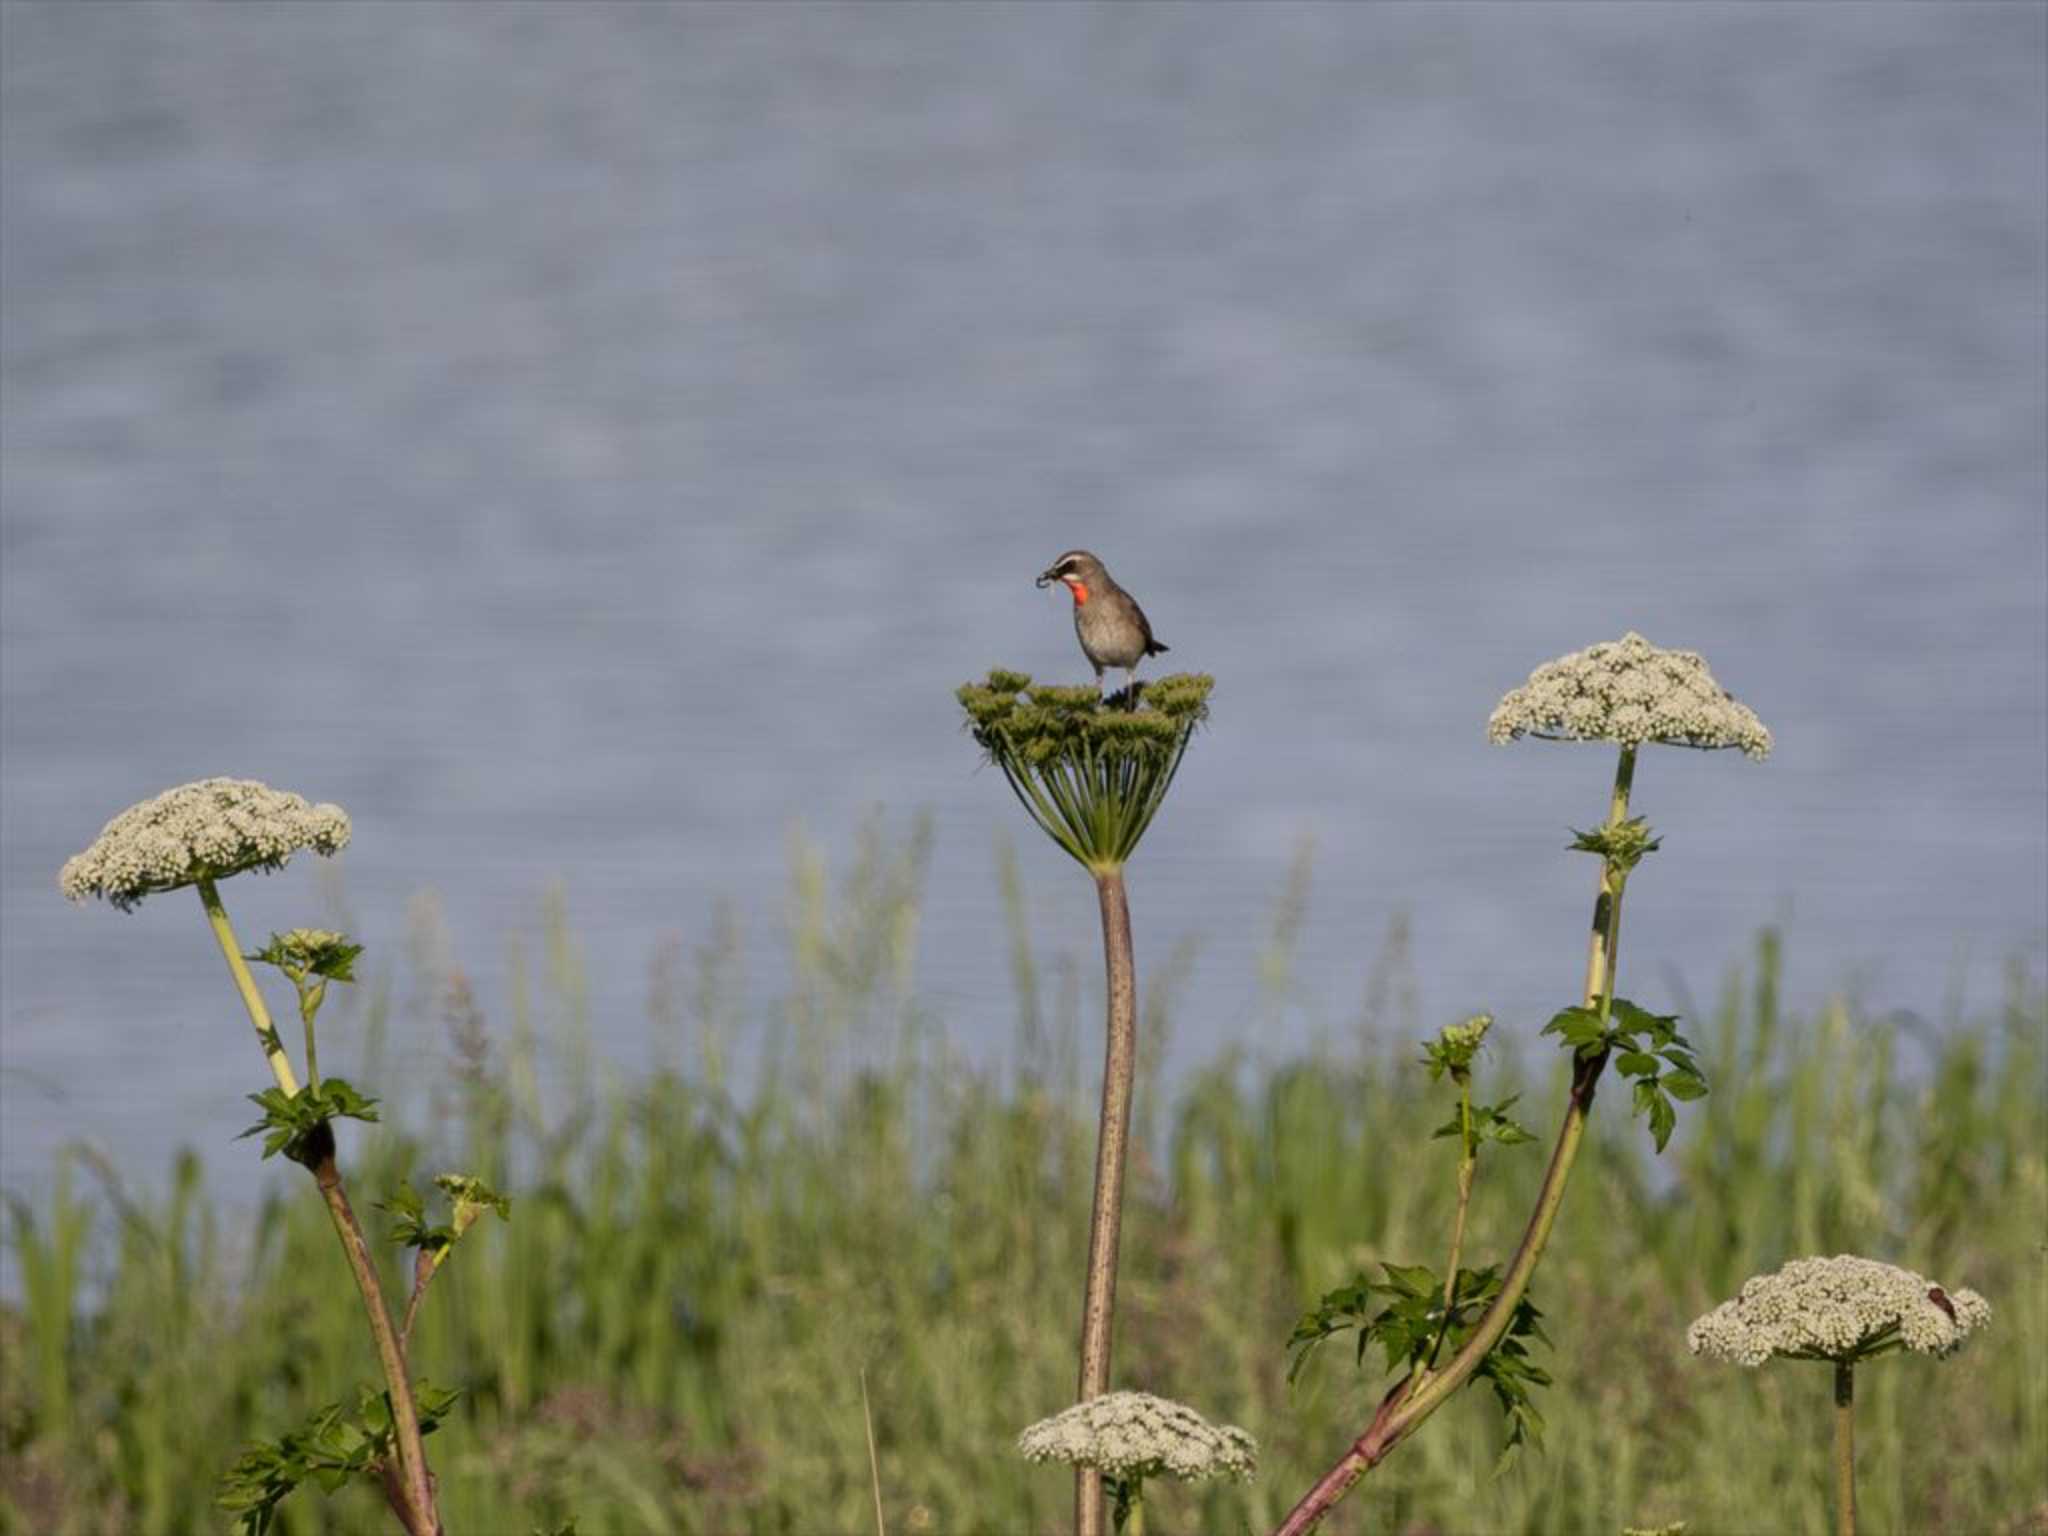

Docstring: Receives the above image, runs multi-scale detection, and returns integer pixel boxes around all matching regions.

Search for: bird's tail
[1146,639,1170,656]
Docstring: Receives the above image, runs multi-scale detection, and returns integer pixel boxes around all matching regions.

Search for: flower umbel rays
[1688,1254,1990,1367]
[962,670,1214,1535]
[59,777,351,910]
[957,670,1212,871]
[1019,1392,1257,1485]
[1487,632,1772,759]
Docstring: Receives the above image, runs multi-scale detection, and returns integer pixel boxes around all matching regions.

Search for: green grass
[3,835,2043,1536]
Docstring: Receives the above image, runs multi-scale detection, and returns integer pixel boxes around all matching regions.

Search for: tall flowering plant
[61,779,506,1536]
[1275,635,1772,1534]
[958,670,1212,1536]
[1018,1391,1256,1535]
[1690,1255,1989,1536]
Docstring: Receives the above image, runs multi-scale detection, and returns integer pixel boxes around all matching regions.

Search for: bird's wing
[1135,600,1168,655]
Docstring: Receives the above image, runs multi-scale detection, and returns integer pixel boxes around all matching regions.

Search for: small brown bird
[1035,550,1169,697]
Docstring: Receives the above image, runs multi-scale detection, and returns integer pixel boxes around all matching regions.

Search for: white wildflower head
[59,778,351,911]
[1018,1392,1256,1485]
[1488,633,1771,759]
[1687,1254,1990,1367]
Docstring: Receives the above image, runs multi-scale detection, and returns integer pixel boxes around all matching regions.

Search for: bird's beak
[1035,567,1058,588]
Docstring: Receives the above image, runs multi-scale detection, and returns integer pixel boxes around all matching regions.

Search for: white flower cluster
[59,777,351,910]
[1687,1254,1989,1367]
[1017,1392,1257,1484]
[1488,632,1772,759]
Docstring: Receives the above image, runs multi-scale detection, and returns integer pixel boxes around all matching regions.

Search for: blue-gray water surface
[3,3,2044,1209]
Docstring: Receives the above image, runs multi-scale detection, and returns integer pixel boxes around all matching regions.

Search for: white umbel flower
[1687,1254,1989,1367]
[1018,1392,1256,1484]
[1488,632,1772,759]
[60,777,351,911]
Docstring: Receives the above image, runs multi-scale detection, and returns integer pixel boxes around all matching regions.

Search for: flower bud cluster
[1488,633,1771,759]
[1018,1392,1256,1484]
[1687,1254,1989,1366]
[957,670,1213,762]
[1423,1012,1493,1080]
[60,778,351,911]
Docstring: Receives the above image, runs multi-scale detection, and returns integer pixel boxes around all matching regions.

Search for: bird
[1035,550,1169,700]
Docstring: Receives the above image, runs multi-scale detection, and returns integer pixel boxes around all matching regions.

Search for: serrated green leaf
[1664,1070,1708,1100]
[1541,1006,1608,1048]
[1286,1274,1381,1385]
[1658,1047,1702,1077]
[1648,1092,1677,1152]
[316,1078,381,1123]
[416,1381,462,1424]
[1380,1261,1439,1298]
[379,1179,425,1224]
[1472,1097,1538,1146]
[247,929,365,983]
[1608,998,1682,1045]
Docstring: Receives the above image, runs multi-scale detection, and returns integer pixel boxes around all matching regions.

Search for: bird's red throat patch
[1063,578,1089,605]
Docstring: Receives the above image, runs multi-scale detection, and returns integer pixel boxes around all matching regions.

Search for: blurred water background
[3,2,2043,1206]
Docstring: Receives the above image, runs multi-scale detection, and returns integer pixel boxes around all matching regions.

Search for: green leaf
[1658,1047,1703,1078]
[238,1078,381,1165]
[1608,998,1682,1046]
[1647,1091,1677,1152]
[247,929,364,983]
[1664,1070,1709,1101]
[1380,1262,1439,1298]
[377,1180,439,1251]
[414,1380,462,1430]
[1614,1050,1659,1078]
[316,1078,380,1123]
[1541,1006,1610,1053]
[1472,1096,1536,1146]
[1631,1078,1661,1117]
[1286,1274,1380,1384]
[1567,817,1660,875]
[1488,1116,1538,1146]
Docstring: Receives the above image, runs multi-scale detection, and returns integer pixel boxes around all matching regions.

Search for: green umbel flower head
[1488,633,1771,759]
[60,778,351,911]
[958,670,1212,871]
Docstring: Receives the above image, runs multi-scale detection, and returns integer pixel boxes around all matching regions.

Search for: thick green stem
[197,878,299,1097]
[1076,866,1138,1536]
[300,983,323,1092]
[1117,1479,1146,1536]
[1272,745,1638,1536]
[1834,1360,1856,1536]
[310,1136,438,1536]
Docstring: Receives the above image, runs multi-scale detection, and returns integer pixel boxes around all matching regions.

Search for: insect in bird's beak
[1036,568,1059,589]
